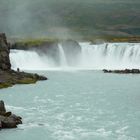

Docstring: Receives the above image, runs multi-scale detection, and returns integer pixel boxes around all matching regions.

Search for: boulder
[0,100,22,129]
[9,114,22,125]
[3,112,12,117]
[0,100,6,114]
[0,115,17,128]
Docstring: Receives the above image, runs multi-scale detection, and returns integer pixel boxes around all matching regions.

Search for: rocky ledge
[103,69,140,74]
[0,70,47,88]
[0,33,47,89]
[0,100,22,129]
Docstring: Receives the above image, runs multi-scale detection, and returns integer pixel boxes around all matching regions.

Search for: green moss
[0,83,12,89]
[15,38,59,47]
[89,36,140,43]
[17,78,37,84]
[0,77,39,89]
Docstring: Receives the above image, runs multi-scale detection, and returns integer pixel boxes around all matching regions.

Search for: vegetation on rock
[0,33,47,89]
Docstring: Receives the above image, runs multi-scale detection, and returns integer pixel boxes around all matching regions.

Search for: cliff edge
[0,33,47,89]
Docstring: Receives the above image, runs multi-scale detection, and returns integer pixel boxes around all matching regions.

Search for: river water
[0,70,140,140]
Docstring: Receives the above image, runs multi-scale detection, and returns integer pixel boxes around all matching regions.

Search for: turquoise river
[0,70,140,140]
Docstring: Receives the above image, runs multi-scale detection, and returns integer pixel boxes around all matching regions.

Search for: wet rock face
[0,100,22,129]
[0,33,11,70]
[61,40,81,66]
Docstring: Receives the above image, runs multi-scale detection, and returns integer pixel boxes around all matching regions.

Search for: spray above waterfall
[10,43,140,70]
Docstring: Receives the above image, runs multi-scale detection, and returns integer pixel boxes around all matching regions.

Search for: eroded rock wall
[0,33,11,70]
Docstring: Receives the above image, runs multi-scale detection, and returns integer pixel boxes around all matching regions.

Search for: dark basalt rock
[0,100,22,129]
[0,33,11,70]
[103,69,140,74]
[0,100,6,114]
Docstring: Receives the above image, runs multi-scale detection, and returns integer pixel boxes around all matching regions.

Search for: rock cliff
[0,33,47,89]
[0,33,11,70]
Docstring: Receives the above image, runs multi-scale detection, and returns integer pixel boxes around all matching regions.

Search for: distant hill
[0,0,140,39]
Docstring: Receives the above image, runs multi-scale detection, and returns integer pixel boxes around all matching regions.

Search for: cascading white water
[79,42,140,69]
[10,43,140,70]
[58,44,68,67]
[10,50,56,70]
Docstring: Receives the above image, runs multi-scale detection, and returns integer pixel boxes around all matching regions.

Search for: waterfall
[10,43,140,70]
[79,42,140,69]
[58,44,68,67]
[10,50,56,70]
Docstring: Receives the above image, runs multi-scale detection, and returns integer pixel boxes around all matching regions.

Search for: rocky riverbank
[0,33,47,89]
[0,101,22,129]
[0,70,47,89]
[103,69,140,74]
[0,100,22,129]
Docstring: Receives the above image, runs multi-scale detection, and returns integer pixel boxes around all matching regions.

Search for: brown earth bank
[0,33,47,89]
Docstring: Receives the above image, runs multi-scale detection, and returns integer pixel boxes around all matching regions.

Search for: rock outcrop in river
[0,33,47,89]
[103,69,140,74]
[0,100,22,129]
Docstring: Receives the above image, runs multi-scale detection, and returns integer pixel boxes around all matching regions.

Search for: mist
[0,0,140,38]
[0,0,75,38]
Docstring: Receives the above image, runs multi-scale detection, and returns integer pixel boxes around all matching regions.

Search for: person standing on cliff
[17,68,20,72]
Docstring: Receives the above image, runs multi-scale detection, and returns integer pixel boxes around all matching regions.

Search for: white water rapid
[10,42,140,70]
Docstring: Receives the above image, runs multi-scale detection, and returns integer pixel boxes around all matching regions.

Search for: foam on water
[0,69,140,140]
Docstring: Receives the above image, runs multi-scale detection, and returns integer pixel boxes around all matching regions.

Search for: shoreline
[1,34,140,89]
[0,33,47,89]
[0,70,47,89]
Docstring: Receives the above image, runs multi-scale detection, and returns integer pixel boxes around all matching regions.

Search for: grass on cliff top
[0,83,13,89]
[17,77,37,84]
[88,36,140,43]
[11,36,140,47]
[13,38,59,47]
